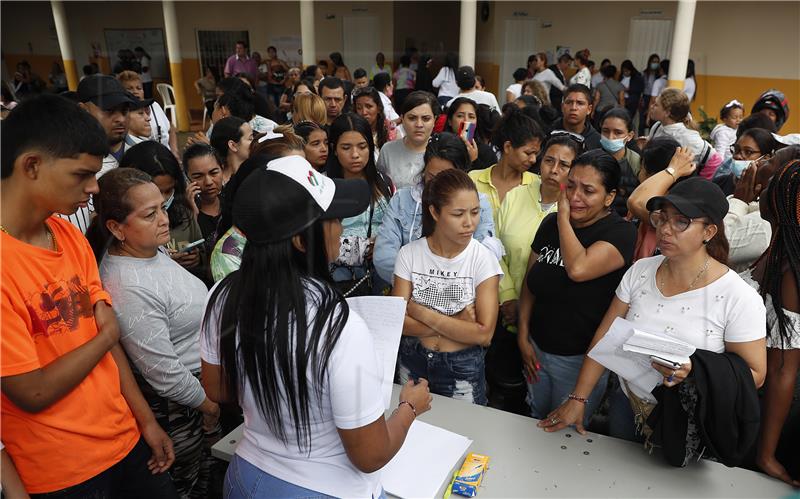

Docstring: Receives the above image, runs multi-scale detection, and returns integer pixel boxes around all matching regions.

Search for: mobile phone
[458,121,476,142]
[650,355,682,370]
[178,239,205,254]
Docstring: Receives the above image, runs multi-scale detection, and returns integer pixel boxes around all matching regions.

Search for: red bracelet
[398,400,417,417]
[568,393,590,404]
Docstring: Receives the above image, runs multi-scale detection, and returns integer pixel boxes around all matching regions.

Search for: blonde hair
[116,70,141,85]
[658,88,693,126]
[250,124,305,157]
[292,93,327,125]
[522,80,550,106]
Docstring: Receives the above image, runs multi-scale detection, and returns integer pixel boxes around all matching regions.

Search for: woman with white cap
[201,156,432,498]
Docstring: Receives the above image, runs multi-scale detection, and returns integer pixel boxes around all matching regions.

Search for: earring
[702,240,709,245]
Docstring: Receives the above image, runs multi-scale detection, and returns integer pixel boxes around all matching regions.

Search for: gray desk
[212,385,792,498]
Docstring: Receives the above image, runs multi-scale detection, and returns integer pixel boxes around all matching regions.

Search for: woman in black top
[517,150,636,425]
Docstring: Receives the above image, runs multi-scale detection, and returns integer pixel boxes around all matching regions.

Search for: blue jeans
[225,454,387,499]
[606,375,645,443]
[524,340,608,427]
[397,337,488,405]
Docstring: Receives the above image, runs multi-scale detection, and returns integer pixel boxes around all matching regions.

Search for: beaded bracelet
[398,400,417,417]
[568,393,590,404]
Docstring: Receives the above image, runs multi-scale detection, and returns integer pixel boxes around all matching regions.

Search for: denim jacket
[373,183,496,283]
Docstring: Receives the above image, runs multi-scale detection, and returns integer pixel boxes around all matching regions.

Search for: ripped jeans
[397,337,487,405]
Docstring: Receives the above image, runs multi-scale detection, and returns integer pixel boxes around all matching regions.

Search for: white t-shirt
[200,282,385,497]
[140,56,152,83]
[532,68,565,93]
[432,67,460,98]
[570,67,592,87]
[683,76,696,101]
[590,71,604,89]
[379,91,399,121]
[650,76,667,98]
[615,255,766,403]
[446,90,500,113]
[394,238,503,316]
[149,102,172,147]
[506,83,522,100]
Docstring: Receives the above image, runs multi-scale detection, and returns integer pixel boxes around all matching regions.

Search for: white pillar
[51,0,79,90]
[162,0,189,131]
[300,0,316,67]
[667,0,697,89]
[459,0,477,68]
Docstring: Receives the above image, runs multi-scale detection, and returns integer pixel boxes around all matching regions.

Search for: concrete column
[667,0,697,90]
[51,1,79,91]
[300,0,316,67]
[459,0,477,68]
[162,0,189,131]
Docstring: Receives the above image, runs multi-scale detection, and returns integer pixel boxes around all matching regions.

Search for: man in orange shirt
[1,94,178,497]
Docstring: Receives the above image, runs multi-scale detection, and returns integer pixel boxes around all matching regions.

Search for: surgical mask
[163,191,175,210]
[650,62,659,70]
[600,136,626,153]
[731,159,754,178]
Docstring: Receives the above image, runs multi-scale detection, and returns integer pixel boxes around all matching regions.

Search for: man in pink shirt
[224,41,258,80]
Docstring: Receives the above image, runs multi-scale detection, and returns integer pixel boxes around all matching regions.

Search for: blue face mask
[163,191,175,210]
[600,136,626,153]
[650,62,660,70]
[731,159,752,179]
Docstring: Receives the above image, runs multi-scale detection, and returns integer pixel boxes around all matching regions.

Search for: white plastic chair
[157,83,177,127]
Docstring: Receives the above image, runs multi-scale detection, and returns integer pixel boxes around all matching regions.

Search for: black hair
[601,108,634,133]
[758,158,800,348]
[563,83,592,104]
[353,68,367,80]
[182,143,222,175]
[444,52,459,72]
[491,105,545,151]
[737,113,777,137]
[424,132,470,174]
[217,76,248,96]
[217,92,254,121]
[1,94,109,179]
[476,104,500,144]
[641,136,681,175]
[659,59,670,76]
[352,87,388,148]
[558,53,573,64]
[317,60,329,68]
[421,168,477,237]
[318,77,345,93]
[400,55,411,67]
[513,67,528,82]
[267,45,277,52]
[204,214,347,452]
[294,78,318,95]
[329,52,345,67]
[215,154,276,241]
[517,103,547,131]
[720,101,744,120]
[541,134,581,163]
[738,128,779,156]
[573,149,621,194]
[587,60,596,70]
[325,113,391,203]
[235,40,247,48]
[686,59,695,78]
[601,58,611,66]
[516,95,542,108]
[134,46,151,59]
[620,60,639,78]
[601,64,617,79]
[446,97,479,133]
[304,65,319,79]
[645,53,661,75]
[575,50,590,66]
[119,141,192,229]
[400,91,439,116]
[373,72,392,93]
[85,168,154,261]
[82,64,94,76]
[210,116,247,161]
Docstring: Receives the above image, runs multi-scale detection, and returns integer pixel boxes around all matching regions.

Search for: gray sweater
[100,249,208,408]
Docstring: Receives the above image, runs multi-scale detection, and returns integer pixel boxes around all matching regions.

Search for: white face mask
[650,62,660,70]
[731,155,765,179]
[163,190,175,210]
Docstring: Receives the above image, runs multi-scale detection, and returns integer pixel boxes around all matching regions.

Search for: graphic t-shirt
[526,212,636,355]
[394,238,503,316]
[1,217,140,493]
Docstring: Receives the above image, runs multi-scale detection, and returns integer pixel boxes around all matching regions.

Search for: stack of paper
[381,420,472,498]
[622,330,695,365]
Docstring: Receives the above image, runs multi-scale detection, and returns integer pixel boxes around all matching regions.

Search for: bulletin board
[104,28,168,78]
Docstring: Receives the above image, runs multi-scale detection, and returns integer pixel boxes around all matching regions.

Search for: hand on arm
[392,277,439,338]
[538,297,630,433]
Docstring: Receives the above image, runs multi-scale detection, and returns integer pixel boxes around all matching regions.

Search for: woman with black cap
[540,177,767,444]
[200,156,432,498]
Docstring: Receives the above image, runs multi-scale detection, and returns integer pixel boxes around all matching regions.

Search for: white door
[500,18,538,100]
[626,18,674,70]
[343,16,380,76]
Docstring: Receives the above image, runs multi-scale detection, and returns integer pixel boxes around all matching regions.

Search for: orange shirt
[1,217,140,493]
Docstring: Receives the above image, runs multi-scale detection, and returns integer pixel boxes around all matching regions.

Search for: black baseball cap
[646,177,728,225]
[77,75,138,110]
[233,156,370,244]
[456,65,476,90]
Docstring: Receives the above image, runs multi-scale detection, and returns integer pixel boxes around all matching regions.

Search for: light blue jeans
[224,454,387,499]
[524,340,608,427]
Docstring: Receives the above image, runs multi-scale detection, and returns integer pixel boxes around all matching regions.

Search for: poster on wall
[104,29,167,78]
[556,45,572,59]
[269,36,302,68]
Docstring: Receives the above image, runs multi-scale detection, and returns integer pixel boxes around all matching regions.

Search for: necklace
[1,223,57,251]
[659,257,709,294]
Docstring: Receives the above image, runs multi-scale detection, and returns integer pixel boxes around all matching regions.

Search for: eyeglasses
[649,210,706,232]
[729,144,762,157]
[551,129,585,143]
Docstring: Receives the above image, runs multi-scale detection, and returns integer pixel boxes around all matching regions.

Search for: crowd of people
[1,41,799,498]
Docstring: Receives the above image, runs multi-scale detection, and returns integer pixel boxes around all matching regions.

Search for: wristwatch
[665,167,677,181]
